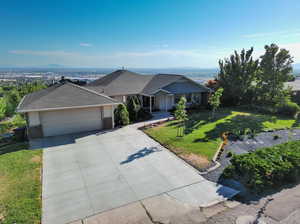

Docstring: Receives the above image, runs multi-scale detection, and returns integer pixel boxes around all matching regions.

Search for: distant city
[0,66,299,84]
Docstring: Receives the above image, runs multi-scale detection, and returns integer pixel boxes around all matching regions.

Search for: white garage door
[40,107,103,137]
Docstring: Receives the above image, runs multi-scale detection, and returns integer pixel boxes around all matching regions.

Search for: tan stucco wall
[28,111,40,127]
[27,105,115,137]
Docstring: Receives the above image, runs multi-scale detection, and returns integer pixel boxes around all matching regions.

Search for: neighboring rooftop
[17,82,118,112]
[285,79,300,91]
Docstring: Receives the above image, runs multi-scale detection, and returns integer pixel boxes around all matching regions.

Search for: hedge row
[222,140,300,192]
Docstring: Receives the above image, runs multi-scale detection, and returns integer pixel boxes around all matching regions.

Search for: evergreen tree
[126,96,141,122]
[114,104,130,126]
[256,43,294,104]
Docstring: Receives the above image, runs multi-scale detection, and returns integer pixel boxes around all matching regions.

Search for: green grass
[0,143,42,224]
[145,108,300,161]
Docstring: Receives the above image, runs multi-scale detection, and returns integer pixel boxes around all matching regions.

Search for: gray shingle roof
[17,82,118,112]
[88,70,154,96]
[88,70,210,96]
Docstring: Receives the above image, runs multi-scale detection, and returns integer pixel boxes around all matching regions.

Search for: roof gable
[88,70,154,96]
[17,82,118,112]
[162,77,210,94]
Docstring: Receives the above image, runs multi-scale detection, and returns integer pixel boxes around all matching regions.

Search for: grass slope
[145,109,299,161]
[0,143,42,224]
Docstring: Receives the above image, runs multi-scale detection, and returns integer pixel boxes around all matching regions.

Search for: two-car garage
[17,82,118,138]
[40,107,103,137]
[27,105,114,137]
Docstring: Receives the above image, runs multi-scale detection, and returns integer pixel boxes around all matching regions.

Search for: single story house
[87,69,211,112]
[17,70,211,138]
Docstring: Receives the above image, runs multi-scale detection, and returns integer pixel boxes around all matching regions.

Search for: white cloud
[115,49,208,58]
[8,50,78,57]
[280,42,300,62]
[243,30,300,39]
[79,43,92,47]
[6,48,231,68]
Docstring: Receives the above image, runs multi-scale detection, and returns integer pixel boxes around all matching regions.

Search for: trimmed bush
[275,101,300,117]
[126,96,141,122]
[114,104,130,126]
[222,140,300,192]
[137,108,152,121]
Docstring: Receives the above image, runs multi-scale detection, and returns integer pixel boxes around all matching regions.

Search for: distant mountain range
[0,64,299,79]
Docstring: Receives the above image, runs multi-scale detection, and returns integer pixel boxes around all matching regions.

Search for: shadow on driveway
[120,147,162,164]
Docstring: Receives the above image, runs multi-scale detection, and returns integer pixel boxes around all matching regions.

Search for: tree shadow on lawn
[194,114,277,142]
[0,142,29,155]
[184,110,233,135]
[292,115,300,128]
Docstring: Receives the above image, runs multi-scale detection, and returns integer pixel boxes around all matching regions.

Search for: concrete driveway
[34,120,238,224]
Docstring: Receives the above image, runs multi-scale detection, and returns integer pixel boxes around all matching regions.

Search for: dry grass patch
[179,153,210,169]
[31,155,41,163]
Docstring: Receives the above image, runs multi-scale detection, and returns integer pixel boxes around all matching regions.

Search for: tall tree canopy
[256,43,294,104]
[218,47,259,105]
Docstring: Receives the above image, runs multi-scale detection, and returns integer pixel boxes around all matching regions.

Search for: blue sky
[1,0,300,68]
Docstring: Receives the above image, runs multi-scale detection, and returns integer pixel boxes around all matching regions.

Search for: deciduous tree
[174,97,188,137]
[218,48,259,105]
[208,88,223,119]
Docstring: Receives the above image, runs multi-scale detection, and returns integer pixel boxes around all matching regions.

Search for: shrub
[275,100,300,117]
[126,96,141,122]
[114,104,130,126]
[226,151,233,158]
[11,114,26,127]
[137,108,152,121]
[222,140,300,192]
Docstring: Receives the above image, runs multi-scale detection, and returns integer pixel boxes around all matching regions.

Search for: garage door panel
[41,107,103,137]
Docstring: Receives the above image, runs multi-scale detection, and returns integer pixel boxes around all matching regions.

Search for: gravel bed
[203,129,300,183]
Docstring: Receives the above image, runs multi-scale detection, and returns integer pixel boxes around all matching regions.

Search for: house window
[192,93,201,103]
[185,93,192,103]
[175,94,192,103]
[175,94,183,103]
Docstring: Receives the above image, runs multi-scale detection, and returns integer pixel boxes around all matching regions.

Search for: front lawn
[144,108,300,166]
[0,143,42,224]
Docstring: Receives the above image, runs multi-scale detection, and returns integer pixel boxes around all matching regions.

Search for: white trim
[111,105,115,128]
[139,93,152,97]
[16,95,26,111]
[152,88,172,95]
[17,102,120,113]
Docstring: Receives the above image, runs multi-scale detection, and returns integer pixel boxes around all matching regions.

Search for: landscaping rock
[235,215,266,224]
[141,194,207,224]
[204,129,300,184]
[84,202,152,224]
[202,203,228,218]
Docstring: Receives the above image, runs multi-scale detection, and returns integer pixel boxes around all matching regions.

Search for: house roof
[88,70,154,96]
[88,70,210,96]
[17,82,119,112]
